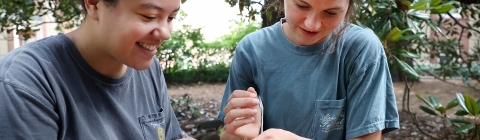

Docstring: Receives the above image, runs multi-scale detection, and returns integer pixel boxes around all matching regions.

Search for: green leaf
[394,57,420,79]
[456,93,469,114]
[446,99,459,110]
[430,0,442,7]
[448,118,471,124]
[412,1,428,10]
[386,27,403,42]
[464,94,478,116]
[419,105,439,116]
[416,94,435,107]
[455,110,469,116]
[398,33,425,41]
[429,94,442,108]
[432,4,454,14]
[400,51,421,59]
[456,124,475,133]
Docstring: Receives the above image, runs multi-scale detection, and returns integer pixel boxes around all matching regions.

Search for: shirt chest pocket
[138,110,166,140]
[313,98,346,139]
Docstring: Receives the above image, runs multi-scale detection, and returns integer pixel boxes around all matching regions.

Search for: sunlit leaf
[412,1,428,10]
[386,27,403,42]
[464,94,478,116]
[456,93,470,114]
[432,4,454,14]
[394,57,420,79]
[429,94,442,108]
[416,94,435,107]
[430,0,442,7]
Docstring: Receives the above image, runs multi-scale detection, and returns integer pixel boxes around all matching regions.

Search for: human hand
[223,87,261,139]
[252,128,311,140]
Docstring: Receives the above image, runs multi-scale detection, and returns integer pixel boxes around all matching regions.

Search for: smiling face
[283,0,349,46]
[92,0,180,70]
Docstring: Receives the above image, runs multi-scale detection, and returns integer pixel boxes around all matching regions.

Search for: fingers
[227,89,257,102]
[247,87,257,94]
[223,108,258,124]
[224,117,255,133]
[223,87,259,116]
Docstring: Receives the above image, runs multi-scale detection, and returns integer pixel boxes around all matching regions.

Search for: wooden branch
[447,12,480,34]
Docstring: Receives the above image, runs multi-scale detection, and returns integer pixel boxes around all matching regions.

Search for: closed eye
[325,11,338,16]
[295,2,309,9]
[141,15,157,20]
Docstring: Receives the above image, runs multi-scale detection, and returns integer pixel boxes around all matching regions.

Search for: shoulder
[340,24,385,60]
[235,22,280,53]
[0,35,67,91]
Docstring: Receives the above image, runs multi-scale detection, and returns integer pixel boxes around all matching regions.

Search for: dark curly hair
[78,0,119,14]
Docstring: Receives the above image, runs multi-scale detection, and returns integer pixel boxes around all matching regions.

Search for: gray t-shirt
[218,19,399,139]
[0,34,185,140]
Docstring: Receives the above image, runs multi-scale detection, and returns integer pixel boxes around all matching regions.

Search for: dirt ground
[167,78,480,139]
[167,78,479,112]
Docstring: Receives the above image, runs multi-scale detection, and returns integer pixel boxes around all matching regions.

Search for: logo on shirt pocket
[139,109,165,140]
[314,98,346,133]
[157,127,165,140]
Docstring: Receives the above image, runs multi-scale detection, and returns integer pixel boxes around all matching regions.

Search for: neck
[66,20,127,79]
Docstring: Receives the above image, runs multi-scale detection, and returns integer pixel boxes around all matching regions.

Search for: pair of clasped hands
[223,87,309,140]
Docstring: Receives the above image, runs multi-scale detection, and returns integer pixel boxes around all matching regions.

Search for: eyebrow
[139,3,180,12]
[297,0,345,10]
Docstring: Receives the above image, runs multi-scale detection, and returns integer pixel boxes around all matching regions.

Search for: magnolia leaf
[448,118,471,124]
[394,57,420,79]
[457,124,475,133]
[432,4,454,14]
[464,94,479,116]
[429,94,443,108]
[416,94,435,107]
[412,1,428,10]
[386,27,403,42]
[419,106,439,116]
[430,0,442,7]
[456,93,470,114]
[455,110,469,116]
[446,99,459,110]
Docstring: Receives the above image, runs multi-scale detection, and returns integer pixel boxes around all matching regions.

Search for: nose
[304,13,321,31]
[152,21,171,41]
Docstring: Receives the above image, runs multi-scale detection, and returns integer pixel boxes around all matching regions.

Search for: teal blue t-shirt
[218,19,399,139]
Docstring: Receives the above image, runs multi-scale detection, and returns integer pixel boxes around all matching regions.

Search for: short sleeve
[0,79,59,139]
[343,29,400,139]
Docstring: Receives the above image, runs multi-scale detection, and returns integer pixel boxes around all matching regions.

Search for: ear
[84,0,100,20]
